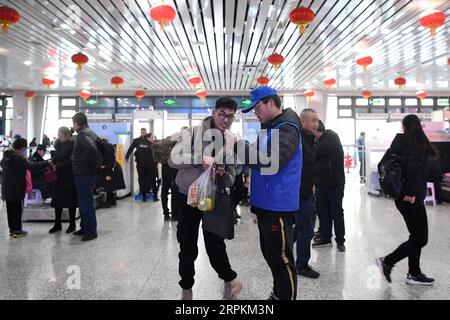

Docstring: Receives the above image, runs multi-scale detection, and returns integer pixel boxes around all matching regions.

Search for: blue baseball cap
[242,86,278,113]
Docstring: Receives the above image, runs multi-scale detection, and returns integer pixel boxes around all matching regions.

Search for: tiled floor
[1,175,449,300]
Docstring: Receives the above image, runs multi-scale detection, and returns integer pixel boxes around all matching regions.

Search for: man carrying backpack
[72,112,101,242]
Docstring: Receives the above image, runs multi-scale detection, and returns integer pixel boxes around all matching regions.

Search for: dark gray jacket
[168,117,236,195]
[72,125,101,176]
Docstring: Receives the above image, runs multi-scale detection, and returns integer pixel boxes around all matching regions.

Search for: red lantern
[79,90,91,102]
[257,77,270,86]
[323,78,336,90]
[362,91,372,100]
[268,53,285,71]
[394,77,406,90]
[304,89,315,102]
[25,91,36,102]
[42,78,55,89]
[0,6,20,33]
[447,58,450,66]
[416,90,427,100]
[356,56,373,71]
[196,89,207,99]
[150,4,177,30]
[289,6,315,35]
[111,76,124,90]
[188,76,202,89]
[419,10,446,37]
[71,52,89,71]
[135,90,145,102]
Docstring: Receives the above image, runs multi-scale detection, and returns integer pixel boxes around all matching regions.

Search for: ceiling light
[24,61,32,66]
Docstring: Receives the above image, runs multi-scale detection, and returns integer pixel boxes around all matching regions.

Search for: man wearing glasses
[236,86,302,300]
[169,97,242,300]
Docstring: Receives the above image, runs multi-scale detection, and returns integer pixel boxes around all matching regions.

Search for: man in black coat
[294,109,320,279]
[312,121,346,252]
[72,112,101,242]
[1,138,51,238]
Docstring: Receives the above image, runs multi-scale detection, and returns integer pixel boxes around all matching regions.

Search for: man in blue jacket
[236,86,302,300]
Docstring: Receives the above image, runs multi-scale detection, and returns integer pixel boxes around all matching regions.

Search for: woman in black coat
[97,140,126,208]
[377,115,438,286]
[49,127,78,234]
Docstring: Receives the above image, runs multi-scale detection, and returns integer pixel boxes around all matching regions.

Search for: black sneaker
[81,234,98,242]
[406,273,435,286]
[49,225,62,234]
[312,238,332,248]
[297,266,320,279]
[376,257,392,283]
[164,215,171,221]
[337,244,346,252]
[73,230,86,236]
[66,225,76,234]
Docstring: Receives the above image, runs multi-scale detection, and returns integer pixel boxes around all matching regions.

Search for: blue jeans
[75,175,97,236]
[295,196,316,270]
[316,185,345,245]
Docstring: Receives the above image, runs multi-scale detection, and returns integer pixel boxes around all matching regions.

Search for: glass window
[154,97,190,108]
[43,96,60,139]
[117,97,152,108]
[61,98,77,107]
[387,107,402,113]
[421,98,433,106]
[192,97,215,108]
[404,107,418,113]
[371,107,386,113]
[338,98,352,106]
[355,107,369,114]
[405,98,418,106]
[326,97,338,119]
[389,98,401,106]
[420,108,432,113]
[355,98,368,106]
[338,109,352,117]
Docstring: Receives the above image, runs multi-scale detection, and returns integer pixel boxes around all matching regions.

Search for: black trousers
[177,194,237,290]
[137,165,157,196]
[6,201,23,232]
[384,200,428,276]
[257,214,297,300]
[161,164,179,217]
[54,207,76,226]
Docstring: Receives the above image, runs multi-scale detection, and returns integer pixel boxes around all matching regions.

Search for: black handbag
[202,190,235,240]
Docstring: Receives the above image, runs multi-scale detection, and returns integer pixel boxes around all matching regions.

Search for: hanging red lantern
[0,6,20,33]
[416,90,427,100]
[323,78,336,90]
[79,90,91,102]
[111,76,124,90]
[394,77,406,90]
[41,78,55,89]
[135,90,145,101]
[150,4,177,30]
[25,91,36,102]
[447,58,450,66]
[71,52,89,71]
[188,76,202,89]
[196,89,207,99]
[268,53,285,71]
[304,89,315,102]
[289,6,315,35]
[362,91,373,100]
[419,10,446,37]
[356,56,373,71]
[257,77,270,86]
